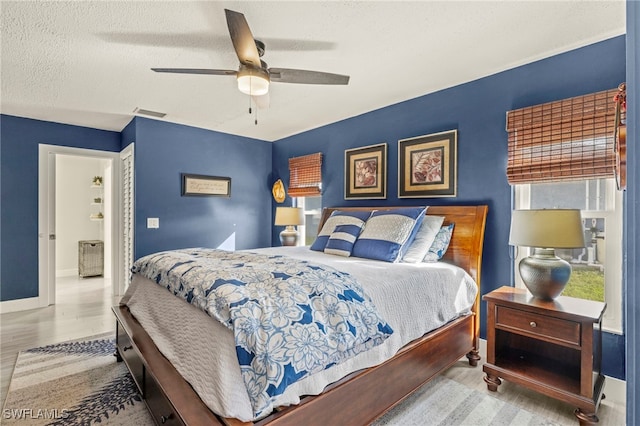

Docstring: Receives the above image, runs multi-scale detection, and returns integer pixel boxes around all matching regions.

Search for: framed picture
[398,130,457,198]
[181,173,231,197]
[344,143,387,199]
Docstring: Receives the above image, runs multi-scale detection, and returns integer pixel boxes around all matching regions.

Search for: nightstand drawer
[496,306,581,346]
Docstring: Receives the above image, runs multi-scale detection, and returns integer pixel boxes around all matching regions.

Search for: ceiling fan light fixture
[237,66,269,96]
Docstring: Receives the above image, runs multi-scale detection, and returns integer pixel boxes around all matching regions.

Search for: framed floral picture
[398,130,457,198]
[344,143,387,199]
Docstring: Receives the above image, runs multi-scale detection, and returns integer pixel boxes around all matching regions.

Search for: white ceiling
[1,1,626,142]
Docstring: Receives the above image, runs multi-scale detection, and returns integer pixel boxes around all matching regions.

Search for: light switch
[147,218,159,229]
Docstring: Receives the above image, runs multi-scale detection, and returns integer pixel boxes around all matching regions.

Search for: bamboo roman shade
[506,88,617,184]
[288,152,322,197]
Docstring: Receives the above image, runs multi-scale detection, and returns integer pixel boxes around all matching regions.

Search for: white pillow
[402,215,445,263]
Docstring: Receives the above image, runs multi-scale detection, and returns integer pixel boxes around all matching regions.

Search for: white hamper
[78,240,104,277]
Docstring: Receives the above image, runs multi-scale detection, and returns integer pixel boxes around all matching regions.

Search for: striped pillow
[352,207,427,262]
[324,224,364,257]
[310,210,373,251]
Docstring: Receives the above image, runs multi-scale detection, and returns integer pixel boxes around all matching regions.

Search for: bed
[113,205,488,425]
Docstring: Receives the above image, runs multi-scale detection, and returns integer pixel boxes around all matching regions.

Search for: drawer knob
[161,414,173,424]
[530,321,537,328]
[123,345,133,351]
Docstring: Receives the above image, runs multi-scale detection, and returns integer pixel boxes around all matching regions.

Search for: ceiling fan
[151,9,350,102]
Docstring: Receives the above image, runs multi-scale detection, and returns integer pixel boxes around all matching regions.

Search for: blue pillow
[310,210,373,251]
[324,224,364,257]
[423,223,455,262]
[352,207,427,262]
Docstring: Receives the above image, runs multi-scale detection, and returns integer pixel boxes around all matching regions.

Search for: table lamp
[509,209,585,300]
[275,207,304,246]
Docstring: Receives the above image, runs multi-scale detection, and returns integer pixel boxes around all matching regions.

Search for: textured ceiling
[0,1,626,142]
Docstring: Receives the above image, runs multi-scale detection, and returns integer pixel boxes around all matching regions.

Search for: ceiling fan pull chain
[248,73,257,124]
[248,74,253,114]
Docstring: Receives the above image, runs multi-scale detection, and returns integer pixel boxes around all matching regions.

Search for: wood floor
[1,276,626,425]
[442,347,626,425]
[1,275,120,404]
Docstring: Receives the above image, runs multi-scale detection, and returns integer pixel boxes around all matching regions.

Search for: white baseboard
[56,269,78,277]
[603,375,626,405]
[0,297,42,314]
[478,338,625,405]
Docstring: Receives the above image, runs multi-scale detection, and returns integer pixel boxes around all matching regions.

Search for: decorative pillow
[324,224,364,257]
[310,210,373,251]
[423,223,455,262]
[352,207,427,262]
[402,215,445,263]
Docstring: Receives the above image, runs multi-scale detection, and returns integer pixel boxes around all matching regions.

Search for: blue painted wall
[0,115,272,302]
[0,115,121,301]
[121,118,136,148]
[127,117,272,259]
[272,36,626,380]
[625,1,639,423]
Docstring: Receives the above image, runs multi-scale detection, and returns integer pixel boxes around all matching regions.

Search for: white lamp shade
[237,66,269,96]
[509,209,585,249]
[274,207,303,226]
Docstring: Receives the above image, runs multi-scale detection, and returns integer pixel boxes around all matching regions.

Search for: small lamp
[275,207,304,246]
[509,209,585,300]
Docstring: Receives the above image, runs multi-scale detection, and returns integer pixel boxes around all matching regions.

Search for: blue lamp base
[519,248,572,300]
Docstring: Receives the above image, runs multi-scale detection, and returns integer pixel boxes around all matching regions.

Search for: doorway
[38,145,122,307]
[55,154,112,303]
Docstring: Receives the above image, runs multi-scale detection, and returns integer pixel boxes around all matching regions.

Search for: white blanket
[121,247,477,421]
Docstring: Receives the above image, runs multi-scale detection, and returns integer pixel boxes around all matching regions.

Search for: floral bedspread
[132,248,393,418]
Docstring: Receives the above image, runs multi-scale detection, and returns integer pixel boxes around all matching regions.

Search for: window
[288,153,322,197]
[508,88,623,333]
[514,180,622,332]
[288,152,323,246]
[293,196,322,246]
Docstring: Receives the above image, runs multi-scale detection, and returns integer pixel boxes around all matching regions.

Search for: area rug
[3,335,558,425]
[373,374,559,426]
[2,334,153,425]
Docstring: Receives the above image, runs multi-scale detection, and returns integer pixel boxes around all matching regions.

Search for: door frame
[38,144,122,307]
[120,143,135,292]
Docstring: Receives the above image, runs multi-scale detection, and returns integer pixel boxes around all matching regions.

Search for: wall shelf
[90,177,104,220]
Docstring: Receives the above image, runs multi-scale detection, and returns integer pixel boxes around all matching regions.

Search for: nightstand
[483,287,606,425]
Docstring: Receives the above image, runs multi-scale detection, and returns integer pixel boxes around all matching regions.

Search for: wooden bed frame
[113,205,488,426]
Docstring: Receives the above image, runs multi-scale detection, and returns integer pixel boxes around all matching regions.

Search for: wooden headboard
[318,205,489,286]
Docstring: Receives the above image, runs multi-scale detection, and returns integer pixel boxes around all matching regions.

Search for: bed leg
[466,349,480,367]
[114,349,123,362]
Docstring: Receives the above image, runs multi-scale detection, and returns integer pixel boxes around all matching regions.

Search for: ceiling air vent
[133,107,166,118]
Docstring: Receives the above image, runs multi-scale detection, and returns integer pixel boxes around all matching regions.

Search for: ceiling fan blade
[268,68,349,85]
[252,92,270,109]
[225,9,261,67]
[151,68,237,76]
